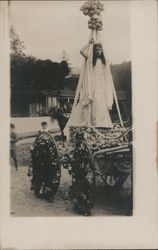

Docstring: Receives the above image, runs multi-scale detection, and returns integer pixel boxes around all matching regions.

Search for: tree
[61,50,69,62]
[10,27,71,116]
[110,62,132,122]
[10,25,25,57]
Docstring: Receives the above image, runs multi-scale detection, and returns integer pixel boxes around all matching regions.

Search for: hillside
[64,61,131,93]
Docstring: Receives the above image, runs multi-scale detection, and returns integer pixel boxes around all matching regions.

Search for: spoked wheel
[81,142,96,189]
[103,169,129,188]
[105,175,118,187]
[103,159,131,189]
[69,141,95,215]
[31,132,61,199]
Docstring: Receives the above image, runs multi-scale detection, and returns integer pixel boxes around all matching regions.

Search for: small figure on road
[10,123,18,170]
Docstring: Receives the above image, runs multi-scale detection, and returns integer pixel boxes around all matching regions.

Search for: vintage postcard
[0,0,157,249]
[9,0,132,217]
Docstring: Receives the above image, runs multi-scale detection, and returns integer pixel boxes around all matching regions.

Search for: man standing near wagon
[10,123,18,170]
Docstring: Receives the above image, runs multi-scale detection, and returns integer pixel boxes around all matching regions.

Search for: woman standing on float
[64,30,114,136]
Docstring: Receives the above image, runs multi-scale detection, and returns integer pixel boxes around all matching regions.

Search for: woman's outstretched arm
[80,38,94,59]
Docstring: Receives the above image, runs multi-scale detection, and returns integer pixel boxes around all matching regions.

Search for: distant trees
[10,26,131,119]
[111,62,131,92]
[10,26,70,116]
[10,25,25,56]
[111,62,132,121]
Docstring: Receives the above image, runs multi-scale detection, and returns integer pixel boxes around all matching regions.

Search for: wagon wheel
[104,175,118,187]
[103,159,131,188]
[81,141,96,188]
[69,141,95,215]
[31,132,61,199]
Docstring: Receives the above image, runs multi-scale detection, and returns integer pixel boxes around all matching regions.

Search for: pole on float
[112,81,124,128]
[96,30,124,128]
[108,65,124,128]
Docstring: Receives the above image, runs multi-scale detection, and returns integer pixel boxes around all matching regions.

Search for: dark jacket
[10,131,18,150]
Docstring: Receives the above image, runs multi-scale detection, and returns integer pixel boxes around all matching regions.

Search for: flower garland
[68,127,94,215]
[29,132,61,199]
[28,126,131,215]
[80,0,104,31]
[59,125,131,212]
[68,126,128,155]
[58,127,94,215]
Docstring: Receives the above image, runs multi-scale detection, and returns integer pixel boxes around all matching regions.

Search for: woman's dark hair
[92,43,106,66]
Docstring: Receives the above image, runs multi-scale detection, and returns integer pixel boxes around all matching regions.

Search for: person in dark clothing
[10,123,18,170]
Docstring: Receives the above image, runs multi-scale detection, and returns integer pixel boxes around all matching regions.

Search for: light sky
[9,1,131,68]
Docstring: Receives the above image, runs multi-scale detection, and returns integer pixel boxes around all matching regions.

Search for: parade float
[28,0,132,216]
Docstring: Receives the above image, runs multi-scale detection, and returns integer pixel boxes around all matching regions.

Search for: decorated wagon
[28,0,132,215]
[28,125,132,215]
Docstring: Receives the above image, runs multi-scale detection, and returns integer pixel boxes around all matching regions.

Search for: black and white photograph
[0,0,158,248]
[9,0,133,217]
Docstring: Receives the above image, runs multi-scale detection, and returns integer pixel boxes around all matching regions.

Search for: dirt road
[11,165,132,217]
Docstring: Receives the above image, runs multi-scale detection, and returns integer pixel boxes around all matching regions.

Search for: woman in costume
[64,32,114,136]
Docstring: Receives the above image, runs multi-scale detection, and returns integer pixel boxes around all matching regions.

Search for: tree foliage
[110,62,132,121]
[10,26,70,115]
[10,26,25,56]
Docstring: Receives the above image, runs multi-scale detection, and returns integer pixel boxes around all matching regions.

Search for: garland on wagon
[29,132,61,199]
[59,126,130,215]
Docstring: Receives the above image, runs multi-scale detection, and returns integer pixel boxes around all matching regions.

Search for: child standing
[41,121,48,132]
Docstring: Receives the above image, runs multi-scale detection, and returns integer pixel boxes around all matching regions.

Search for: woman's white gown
[65,58,113,131]
[91,58,113,127]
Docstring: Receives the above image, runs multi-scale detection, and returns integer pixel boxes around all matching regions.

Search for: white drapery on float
[64,3,123,139]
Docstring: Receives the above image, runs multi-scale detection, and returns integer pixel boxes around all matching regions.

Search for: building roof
[60,87,75,97]
[42,87,126,101]
[42,87,75,97]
